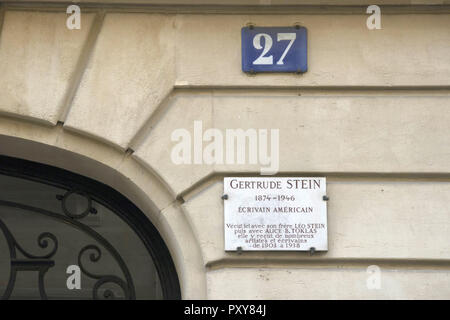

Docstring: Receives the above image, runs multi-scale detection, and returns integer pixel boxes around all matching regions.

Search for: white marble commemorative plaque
[224,177,328,251]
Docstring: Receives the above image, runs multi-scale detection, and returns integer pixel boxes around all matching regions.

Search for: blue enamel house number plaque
[241,26,307,74]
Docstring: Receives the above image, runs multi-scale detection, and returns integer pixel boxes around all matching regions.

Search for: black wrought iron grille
[0,155,181,300]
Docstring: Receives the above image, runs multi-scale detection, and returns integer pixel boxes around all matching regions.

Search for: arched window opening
[0,155,181,300]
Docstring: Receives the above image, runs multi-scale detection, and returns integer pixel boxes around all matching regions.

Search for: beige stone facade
[0,1,449,299]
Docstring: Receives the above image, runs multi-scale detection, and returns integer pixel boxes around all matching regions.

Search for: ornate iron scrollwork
[58,190,97,219]
[0,219,57,300]
[0,190,136,300]
[78,245,133,300]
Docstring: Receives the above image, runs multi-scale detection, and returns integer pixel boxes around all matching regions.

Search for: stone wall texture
[0,2,449,299]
